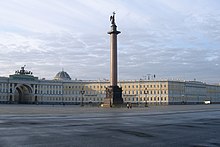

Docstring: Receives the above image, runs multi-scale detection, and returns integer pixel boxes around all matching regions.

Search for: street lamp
[80,87,85,106]
[144,88,148,107]
[181,94,185,104]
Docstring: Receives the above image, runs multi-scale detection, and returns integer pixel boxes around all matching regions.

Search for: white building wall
[0,76,220,105]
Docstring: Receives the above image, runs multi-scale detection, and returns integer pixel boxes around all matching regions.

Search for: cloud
[0,0,220,83]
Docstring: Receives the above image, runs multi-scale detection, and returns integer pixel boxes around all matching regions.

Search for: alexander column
[104,12,123,107]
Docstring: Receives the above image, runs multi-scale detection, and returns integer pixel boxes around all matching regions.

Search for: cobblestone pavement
[0,104,220,147]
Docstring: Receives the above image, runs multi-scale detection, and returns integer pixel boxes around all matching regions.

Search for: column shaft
[110,34,118,86]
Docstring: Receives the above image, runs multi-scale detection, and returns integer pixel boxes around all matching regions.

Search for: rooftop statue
[110,12,116,25]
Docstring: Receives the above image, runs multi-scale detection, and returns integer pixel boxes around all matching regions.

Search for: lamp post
[181,94,185,104]
[144,88,148,107]
[80,87,85,106]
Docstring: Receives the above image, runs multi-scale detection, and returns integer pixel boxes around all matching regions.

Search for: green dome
[54,71,71,81]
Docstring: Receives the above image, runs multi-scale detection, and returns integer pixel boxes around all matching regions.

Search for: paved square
[0,104,220,147]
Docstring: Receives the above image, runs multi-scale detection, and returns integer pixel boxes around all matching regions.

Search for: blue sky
[0,0,219,83]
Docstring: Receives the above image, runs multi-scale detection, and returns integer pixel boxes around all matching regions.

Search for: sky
[0,0,220,83]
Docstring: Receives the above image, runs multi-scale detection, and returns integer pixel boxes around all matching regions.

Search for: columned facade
[0,67,220,105]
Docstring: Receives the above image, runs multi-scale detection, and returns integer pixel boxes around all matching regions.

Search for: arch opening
[14,84,33,104]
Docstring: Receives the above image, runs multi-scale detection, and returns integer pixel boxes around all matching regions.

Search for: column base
[102,86,124,108]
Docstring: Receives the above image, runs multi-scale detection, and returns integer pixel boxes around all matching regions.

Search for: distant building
[0,66,220,105]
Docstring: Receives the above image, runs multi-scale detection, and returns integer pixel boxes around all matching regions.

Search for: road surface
[0,104,220,147]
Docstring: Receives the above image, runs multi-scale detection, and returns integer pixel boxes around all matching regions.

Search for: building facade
[0,67,220,105]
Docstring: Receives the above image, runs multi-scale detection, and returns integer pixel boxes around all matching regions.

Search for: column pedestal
[103,86,123,107]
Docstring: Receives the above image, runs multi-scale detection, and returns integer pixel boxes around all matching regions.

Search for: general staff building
[0,67,220,105]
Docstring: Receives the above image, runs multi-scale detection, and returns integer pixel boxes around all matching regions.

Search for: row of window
[39,97,103,102]
[124,90,167,95]
[6,84,62,90]
[0,83,8,88]
[65,85,108,90]
[0,95,168,102]
[2,88,169,95]
[0,89,8,93]
[64,90,101,95]
[37,89,169,95]
[37,90,62,95]
[122,97,167,102]
[0,96,7,100]
[38,86,62,91]
[122,84,167,89]
[38,97,167,102]
[64,84,168,90]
